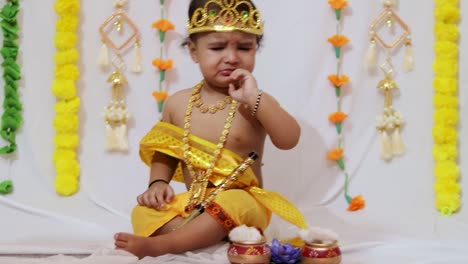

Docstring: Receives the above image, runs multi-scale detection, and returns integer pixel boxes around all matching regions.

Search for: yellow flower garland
[432,0,460,215]
[52,0,81,196]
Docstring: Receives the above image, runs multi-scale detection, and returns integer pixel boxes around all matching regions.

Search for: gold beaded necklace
[192,91,232,114]
[183,81,238,211]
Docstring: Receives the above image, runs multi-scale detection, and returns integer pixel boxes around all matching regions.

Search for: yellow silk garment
[139,121,307,230]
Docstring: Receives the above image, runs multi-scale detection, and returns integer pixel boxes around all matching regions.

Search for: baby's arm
[229,69,301,150]
[136,95,180,209]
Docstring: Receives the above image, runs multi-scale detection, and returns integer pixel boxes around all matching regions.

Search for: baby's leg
[115,212,228,259]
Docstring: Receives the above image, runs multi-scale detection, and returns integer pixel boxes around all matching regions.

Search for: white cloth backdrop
[0,0,467,263]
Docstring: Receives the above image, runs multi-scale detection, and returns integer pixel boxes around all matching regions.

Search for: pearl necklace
[183,81,238,211]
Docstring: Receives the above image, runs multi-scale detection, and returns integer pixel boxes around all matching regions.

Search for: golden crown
[187,0,264,36]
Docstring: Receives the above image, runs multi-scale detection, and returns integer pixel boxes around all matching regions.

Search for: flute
[177,151,258,229]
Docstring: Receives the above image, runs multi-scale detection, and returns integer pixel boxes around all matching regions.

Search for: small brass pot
[227,238,271,264]
[301,240,341,264]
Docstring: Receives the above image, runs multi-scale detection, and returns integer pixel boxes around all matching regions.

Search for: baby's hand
[228,69,260,107]
[137,181,174,210]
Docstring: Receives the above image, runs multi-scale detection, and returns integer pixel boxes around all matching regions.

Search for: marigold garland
[432,0,460,216]
[52,0,81,196]
[0,0,21,195]
[326,0,364,211]
[152,0,174,112]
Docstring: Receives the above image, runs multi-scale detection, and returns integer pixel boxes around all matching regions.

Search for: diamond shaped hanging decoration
[369,7,410,49]
[99,11,139,51]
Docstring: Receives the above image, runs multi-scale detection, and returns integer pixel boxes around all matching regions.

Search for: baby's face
[189,31,257,88]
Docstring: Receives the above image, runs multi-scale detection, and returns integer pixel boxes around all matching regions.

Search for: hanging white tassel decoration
[379,130,393,160]
[115,124,129,151]
[403,42,414,72]
[105,123,117,151]
[131,40,142,73]
[391,127,405,155]
[365,39,378,69]
[98,43,110,67]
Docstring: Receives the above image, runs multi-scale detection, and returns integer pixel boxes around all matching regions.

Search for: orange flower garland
[326,0,364,211]
[152,0,174,112]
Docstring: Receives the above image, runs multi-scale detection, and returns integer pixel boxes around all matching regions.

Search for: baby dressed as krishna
[114,0,307,258]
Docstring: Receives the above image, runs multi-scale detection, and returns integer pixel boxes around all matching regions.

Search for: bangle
[251,89,263,116]
[148,179,169,188]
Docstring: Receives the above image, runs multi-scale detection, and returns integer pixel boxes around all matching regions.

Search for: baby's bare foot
[114,232,160,259]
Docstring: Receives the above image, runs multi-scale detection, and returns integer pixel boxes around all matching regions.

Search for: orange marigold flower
[327,35,350,47]
[328,0,348,10]
[152,59,173,70]
[152,19,175,32]
[328,111,348,123]
[328,74,349,87]
[152,91,168,102]
[327,148,343,161]
[347,195,365,211]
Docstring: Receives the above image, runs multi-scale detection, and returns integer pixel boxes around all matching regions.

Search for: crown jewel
[187,0,264,36]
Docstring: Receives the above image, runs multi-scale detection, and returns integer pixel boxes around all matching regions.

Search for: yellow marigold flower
[54,97,81,114]
[152,59,173,71]
[56,16,78,32]
[152,19,175,32]
[55,175,79,196]
[54,32,77,49]
[434,23,459,42]
[327,35,349,47]
[54,49,79,66]
[55,159,80,176]
[435,0,458,6]
[435,192,460,216]
[54,134,79,149]
[434,179,460,194]
[433,94,458,108]
[327,148,343,161]
[434,42,458,60]
[53,150,77,163]
[433,144,458,162]
[434,108,459,126]
[434,4,460,24]
[328,0,348,9]
[51,80,77,100]
[152,91,169,103]
[54,0,80,15]
[55,64,80,80]
[433,77,457,95]
[432,125,457,144]
[347,195,365,211]
[432,59,458,78]
[54,114,79,133]
[434,160,460,180]
[328,111,348,123]
[328,74,349,87]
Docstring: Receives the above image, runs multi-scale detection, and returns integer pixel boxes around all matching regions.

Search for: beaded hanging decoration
[98,0,141,152]
[0,0,21,195]
[326,0,364,211]
[365,0,414,161]
[151,0,175,113]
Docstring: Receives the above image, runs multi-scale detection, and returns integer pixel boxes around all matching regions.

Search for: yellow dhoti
[132,121,307,237]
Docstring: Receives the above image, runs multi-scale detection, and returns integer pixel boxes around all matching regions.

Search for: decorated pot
[301,241,341,264]
[227,238,271,264]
